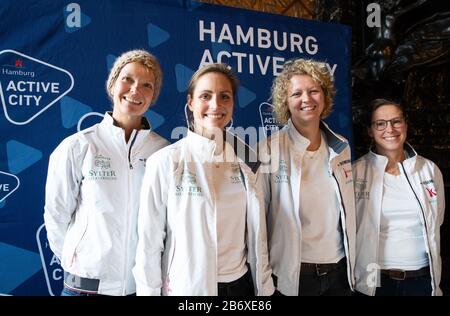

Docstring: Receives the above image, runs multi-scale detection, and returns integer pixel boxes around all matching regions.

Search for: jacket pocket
[66,215,89,268]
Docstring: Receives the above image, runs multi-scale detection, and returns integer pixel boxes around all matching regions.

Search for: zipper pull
[128,131,138,170]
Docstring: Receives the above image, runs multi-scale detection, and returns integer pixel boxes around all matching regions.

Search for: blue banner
[0,0,351,295]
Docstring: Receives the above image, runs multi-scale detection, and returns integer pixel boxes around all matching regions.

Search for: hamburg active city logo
[0,49,74,125]
[0,171,20,203]
[36,223,63,296]
[259,102,280,138]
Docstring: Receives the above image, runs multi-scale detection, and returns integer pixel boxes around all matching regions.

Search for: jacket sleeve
[435,164,446,226]
[252,171,275,296]
[133,153,168,296]
[43,138,84,260]
[255,138,272,215]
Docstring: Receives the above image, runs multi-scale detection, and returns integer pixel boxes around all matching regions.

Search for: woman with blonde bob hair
[44,49,169,296]
[259,58,356,296]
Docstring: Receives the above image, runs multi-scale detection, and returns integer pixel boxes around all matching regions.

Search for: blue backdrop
[0,0,352,295]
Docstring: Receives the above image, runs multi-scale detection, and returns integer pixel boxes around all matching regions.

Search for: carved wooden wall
[198,0,317,19]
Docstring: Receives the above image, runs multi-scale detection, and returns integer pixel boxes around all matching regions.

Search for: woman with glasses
[353,98,445,296]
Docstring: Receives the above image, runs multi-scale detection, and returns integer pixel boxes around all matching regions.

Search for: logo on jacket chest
[421,179,438,203]
[337,159,353,184]
[175,170,203,197]
[274,159,289,184]
[354,178,369,200]
[230,163,244,184]
[86,154,117,180]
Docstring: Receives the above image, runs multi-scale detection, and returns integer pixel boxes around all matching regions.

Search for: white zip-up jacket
[259,119,356,296]
[133,130,275,296]
[353,143,445,296]
[44,112,169,295]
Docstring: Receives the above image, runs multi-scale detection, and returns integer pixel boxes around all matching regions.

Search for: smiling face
[112,62,155,122]
[369,104,407,157]
[287,74,325,128]
[187,72,234,132]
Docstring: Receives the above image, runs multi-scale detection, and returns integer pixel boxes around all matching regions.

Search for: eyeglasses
[371,117,405,131]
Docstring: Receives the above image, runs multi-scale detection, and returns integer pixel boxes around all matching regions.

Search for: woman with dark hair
[133,63,274,296]
[353,98,445,296]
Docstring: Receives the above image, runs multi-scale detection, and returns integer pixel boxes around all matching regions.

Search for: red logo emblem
[343,168,352,178]
[15,59,23,67]
[426,187,437,198]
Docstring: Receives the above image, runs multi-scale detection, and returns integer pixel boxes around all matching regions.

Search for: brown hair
[187,63,239,100]
[365,98,405,127]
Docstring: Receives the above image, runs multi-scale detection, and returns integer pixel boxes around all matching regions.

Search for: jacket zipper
[122,131,138,295]
[128,132,138,170]
[331,171,354,289]
[400,162,435,291]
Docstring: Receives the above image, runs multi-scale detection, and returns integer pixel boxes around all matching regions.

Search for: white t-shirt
[299,133,344,263]
[210,151,248,282]
[378,171,428,270]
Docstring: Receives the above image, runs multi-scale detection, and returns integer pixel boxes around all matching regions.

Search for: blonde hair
[271,58,336,124]
[106,49,162,105]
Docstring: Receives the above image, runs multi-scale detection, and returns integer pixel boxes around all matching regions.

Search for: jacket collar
[286,119,348,156]
[102,111,152,128]
[368,142,417,168]
[286,119,310,150]
[101,111,152,139]
[320,121,349,155]
[186,130,260,174]
[185,129,217,160]
[404,142,418,159]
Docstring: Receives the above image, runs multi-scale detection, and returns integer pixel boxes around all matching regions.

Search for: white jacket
[259,120,356,296]
[133,130,275,296]
[353,143,445,296]
[44,112,169,295]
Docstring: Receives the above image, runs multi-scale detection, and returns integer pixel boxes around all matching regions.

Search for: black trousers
[218,269,255,296]
[298,258,352,296]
